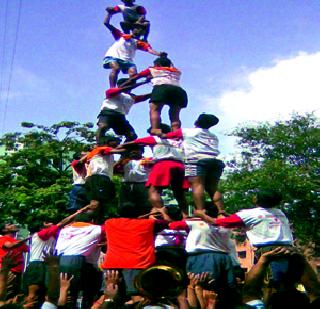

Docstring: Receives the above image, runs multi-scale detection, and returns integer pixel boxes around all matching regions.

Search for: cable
[1,0,23,134]
[0,0,9,128]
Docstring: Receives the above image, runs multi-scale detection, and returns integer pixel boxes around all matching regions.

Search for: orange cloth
[102,218,156,269]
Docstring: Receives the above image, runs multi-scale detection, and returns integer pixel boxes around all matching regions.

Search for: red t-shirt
[102,218,167,269]
[0,235,29,273]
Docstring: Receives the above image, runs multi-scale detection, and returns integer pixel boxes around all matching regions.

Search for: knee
[128,67,137,76]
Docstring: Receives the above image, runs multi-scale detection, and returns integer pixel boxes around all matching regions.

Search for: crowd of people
[0,1,319,308]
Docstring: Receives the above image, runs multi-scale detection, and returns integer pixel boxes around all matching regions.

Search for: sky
[1,0,320,156]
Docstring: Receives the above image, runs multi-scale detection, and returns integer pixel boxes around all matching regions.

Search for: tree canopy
[0,121,95,225]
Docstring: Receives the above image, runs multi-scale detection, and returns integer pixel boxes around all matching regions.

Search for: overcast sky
[1,0,320,155]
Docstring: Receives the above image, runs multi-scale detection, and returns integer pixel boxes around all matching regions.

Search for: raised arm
[56,206,90,228]
[2,237,30,250]
[106,80,150,98]
[243,247,290,303]
[131,93,152,103]
[103,13,122,40]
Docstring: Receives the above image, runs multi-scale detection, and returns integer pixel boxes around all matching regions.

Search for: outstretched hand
[104,270,120,299]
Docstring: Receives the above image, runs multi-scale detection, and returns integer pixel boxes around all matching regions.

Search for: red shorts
[146,160,189,189]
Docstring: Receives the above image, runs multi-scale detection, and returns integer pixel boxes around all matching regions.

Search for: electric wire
[1,0,23,134]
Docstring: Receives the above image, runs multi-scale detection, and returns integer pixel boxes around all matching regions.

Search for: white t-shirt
[149,67,181,87]
[56,223,102,264]
[72,168,86,185]
[236,207,293,246]
[155,229,187,248]
[87,154,114,178]
[181,128,219,163]
[123,159,151,182]
[185,219,232,253]
[105,37,138,62]
[100,93,135,115]
[29,230,58,262]
[153,137,184,161]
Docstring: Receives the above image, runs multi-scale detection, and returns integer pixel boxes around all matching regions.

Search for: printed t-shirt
[166,128,219,163]
[236,207,293,246]
[56,223,102,264]
[137,67,181,87]
[29,225,59,262]
[170,219,231,253]
[134,136,184,161]
[123,159,152,182]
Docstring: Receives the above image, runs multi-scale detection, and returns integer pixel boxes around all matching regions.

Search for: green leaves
[0,121,96,226]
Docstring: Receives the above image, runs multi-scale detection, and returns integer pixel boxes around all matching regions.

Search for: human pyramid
[69,0,225,220]
[1,1,318,309]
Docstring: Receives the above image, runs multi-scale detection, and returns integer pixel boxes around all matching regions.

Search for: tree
[0,121,96,226]
[221,113,320,249]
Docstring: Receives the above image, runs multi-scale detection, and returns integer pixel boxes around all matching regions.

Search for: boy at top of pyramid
[97,78,151,144]
[103,12,161,88]
[106,0,150,41]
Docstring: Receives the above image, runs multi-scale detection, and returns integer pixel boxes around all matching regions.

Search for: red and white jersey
[236,207,293,246]
[71,160,86,185]
[101,93,135,115]
[116,4,146,22]
[137,67,181,87]
[170,219,232,253]
[105,28,150,62]
[56,223,102,264]
[85,147,115,178]
[29,225,59,262]
[149,67,181,86]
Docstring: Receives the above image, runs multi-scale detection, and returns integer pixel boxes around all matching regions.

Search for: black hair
[195,113,219,129]
[73,152,82,160]
[118,202,144,218]
[98,135,121,147]
[74,213,95,223]
[0,223,5,234]
[147,123,171,134]
[165,205,182,221]
[153,52,172,67]
[28,221,44,234]
[256,189,282,208]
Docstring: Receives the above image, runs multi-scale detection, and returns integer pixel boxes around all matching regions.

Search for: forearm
[57,288,68,306]
[0,272,8,301]
[242,258,268,301]
[300,258,320,302]
[103,13,112,29]
[187,286,198,309]
[46,266,60,305]
[148,48,161,56]
[4,237,29,249]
